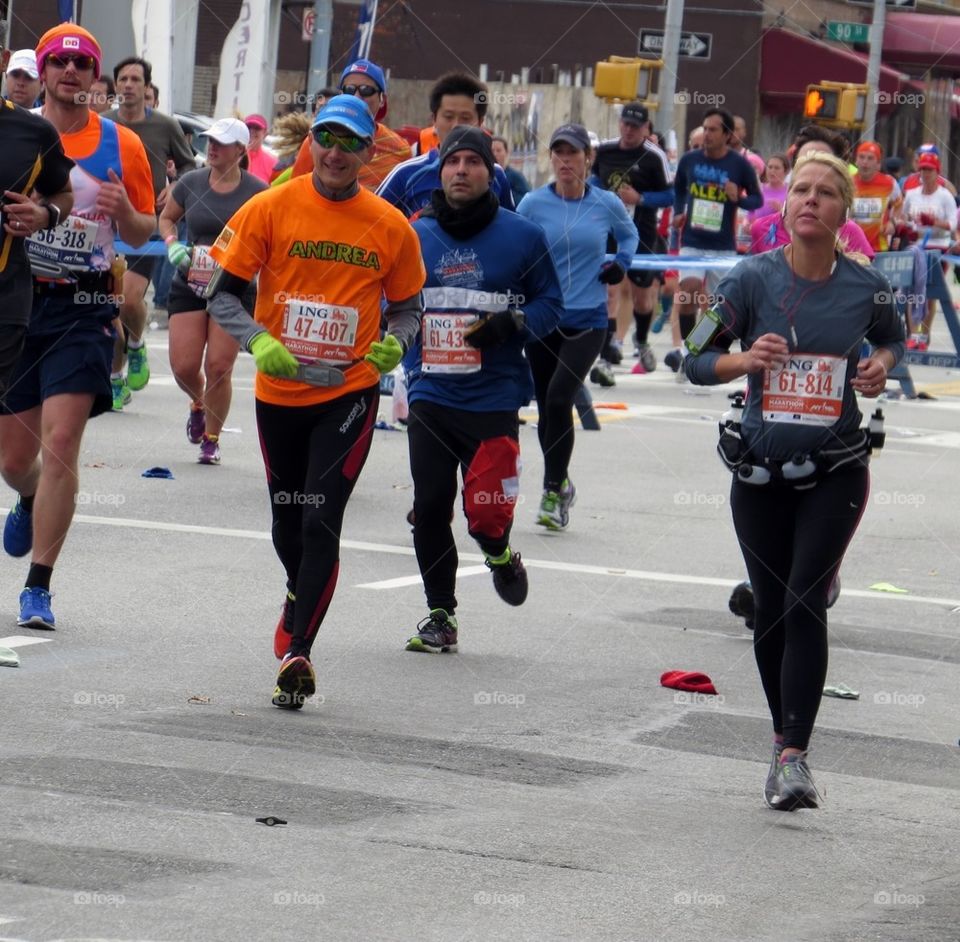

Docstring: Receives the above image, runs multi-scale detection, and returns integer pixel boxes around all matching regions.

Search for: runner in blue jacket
[405,126,563,654]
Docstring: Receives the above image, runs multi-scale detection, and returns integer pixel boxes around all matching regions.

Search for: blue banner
[346,0,378,64]
[58,0,75,22]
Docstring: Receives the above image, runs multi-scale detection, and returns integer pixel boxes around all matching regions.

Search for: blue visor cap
[312,94,375,141]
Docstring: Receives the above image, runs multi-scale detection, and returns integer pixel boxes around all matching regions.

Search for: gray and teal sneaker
[126,344,150,391]
[111,376,132,412]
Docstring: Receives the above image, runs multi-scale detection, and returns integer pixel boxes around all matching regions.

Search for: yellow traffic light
[802,82,867,129]
[803,85,839,120]
[594,57,662,103]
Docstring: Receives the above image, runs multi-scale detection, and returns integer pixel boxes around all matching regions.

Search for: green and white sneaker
[536,490,564,530]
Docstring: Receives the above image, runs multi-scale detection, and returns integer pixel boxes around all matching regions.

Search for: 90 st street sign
[827,21,870,44]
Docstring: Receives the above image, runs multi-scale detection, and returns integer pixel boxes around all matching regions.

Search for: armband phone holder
[684,307,723,356]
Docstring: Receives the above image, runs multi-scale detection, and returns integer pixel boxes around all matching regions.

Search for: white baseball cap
[200,118,250,147]
[6,49,39,79]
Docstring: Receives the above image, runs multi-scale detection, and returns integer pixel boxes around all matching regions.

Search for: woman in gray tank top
[158,117,266,465]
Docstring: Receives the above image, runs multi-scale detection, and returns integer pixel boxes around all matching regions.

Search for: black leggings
[526,326,606,491]
[730,467,869,751]
[408,399,519,614]
[256,386,379,658]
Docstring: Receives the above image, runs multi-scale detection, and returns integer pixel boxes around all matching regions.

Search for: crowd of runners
[8,24,948,812]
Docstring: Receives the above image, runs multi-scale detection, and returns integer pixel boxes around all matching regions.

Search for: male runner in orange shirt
[207,94,425,709]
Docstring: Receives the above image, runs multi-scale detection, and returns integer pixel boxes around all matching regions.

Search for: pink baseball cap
[244,114,268,130]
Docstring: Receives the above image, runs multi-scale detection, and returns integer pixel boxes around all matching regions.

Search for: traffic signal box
[803,82,867,130]
[594,56,662,105]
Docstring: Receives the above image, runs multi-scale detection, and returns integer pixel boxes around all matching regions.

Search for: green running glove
[364,334,404,374]
[249,332,299,378]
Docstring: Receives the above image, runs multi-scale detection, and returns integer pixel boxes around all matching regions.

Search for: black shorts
[167,273,257,317]
[125,252,159,279]
[627,266,661,289]
[1,300,115,417]
[0,324,27,402]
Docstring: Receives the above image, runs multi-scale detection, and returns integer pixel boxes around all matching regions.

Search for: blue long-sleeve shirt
[517,183,638,328]
[408,209,563,412]
[673,148,762,251]
[376,149,516,219]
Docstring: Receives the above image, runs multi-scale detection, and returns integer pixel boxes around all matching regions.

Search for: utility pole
[863,0,885,140]
[655,0,684,140]
[307,0,332,100]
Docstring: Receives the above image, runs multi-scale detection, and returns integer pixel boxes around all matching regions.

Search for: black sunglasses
[340,84,379,99]
[47,54,96,71]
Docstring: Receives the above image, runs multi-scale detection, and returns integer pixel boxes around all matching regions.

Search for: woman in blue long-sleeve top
[517,123,638,531]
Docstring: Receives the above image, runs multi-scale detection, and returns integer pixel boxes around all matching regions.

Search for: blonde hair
[787,151,868,265]
[790,151,853,211]
[270,111,312,160]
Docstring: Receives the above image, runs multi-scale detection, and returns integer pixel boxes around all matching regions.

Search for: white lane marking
[4,511,958,609]
[358,564,488,589]
[0,635,53,649]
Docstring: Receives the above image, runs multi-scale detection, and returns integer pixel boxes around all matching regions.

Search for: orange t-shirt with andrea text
[208,174,425,407]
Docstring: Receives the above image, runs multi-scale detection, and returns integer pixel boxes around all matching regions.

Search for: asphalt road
[1,318,959,942]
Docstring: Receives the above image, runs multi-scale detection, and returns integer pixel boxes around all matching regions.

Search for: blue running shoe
[4,498,33,557]
[18,586,55,630]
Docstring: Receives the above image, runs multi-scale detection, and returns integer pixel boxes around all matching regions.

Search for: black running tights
[730,467,869,751]
[256,387,378,657]
[526,326,606,491]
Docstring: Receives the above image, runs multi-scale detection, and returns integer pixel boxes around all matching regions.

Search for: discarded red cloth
[660,670,718,695]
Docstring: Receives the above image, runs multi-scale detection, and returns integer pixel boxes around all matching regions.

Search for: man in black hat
[402,125,563,654]
[591,102,674,381]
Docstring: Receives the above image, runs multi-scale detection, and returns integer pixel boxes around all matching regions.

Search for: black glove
[464,308,525,349]
[598,261,626,285]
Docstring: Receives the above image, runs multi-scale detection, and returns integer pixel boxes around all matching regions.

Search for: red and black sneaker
[273,591,295,660]
[487,549,528,606]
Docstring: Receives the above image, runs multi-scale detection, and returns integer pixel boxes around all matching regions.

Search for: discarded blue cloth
[142,467,174,479]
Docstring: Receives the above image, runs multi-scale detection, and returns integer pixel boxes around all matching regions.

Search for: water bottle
[782,453,817,481]
[737,463,770,485]
[868,408,885,451]
[720,393,745,433]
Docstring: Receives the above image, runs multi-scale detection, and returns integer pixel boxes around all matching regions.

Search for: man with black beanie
[403,125,563,653]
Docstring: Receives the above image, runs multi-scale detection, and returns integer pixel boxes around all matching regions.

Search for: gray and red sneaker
[405,609,458,653]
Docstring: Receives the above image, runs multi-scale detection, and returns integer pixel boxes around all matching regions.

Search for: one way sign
[639,30,713,60]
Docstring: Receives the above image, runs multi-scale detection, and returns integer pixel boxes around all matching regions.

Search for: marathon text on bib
[422,312,481,373]
[26,214,100,270]
[281,298,359,363]
[691,198,723,233]
[187,245,216,298]
[762,353,845,426]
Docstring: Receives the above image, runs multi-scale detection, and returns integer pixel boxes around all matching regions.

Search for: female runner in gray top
[686,152,904,812]
[159,118,266,464]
